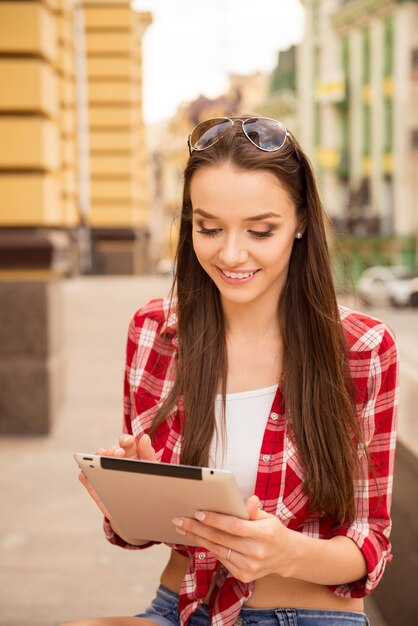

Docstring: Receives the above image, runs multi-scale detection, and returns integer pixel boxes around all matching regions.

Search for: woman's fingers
[78,471,111,518]
[95,445,124,457]
[246,495,264,520]
[94,434,157,462]
[172,509,285,583]
[118,434,139,458]
[137,434,157,461]
[80,443,132,518]
[79,435,157,519]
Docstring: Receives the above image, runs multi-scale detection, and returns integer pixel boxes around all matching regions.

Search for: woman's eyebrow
[193,209,217,218]
[243,212,282,221]
[192,209,282,221]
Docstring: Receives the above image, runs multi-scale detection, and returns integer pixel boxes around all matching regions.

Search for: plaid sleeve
[122,314,137,435]
[103,517,156,550]
[326,324,399,597]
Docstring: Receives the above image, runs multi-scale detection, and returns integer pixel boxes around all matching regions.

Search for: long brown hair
[150,120,363,524]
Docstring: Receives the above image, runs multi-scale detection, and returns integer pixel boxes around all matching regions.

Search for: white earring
[295,232,303,239]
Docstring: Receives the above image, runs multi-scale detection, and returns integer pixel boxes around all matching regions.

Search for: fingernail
[122,435,133,443]
[175,527,186,536]
[194,511,205,522]
[172,518,183,527]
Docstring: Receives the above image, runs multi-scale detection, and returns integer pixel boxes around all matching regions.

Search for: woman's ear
[295,215,307,239]
[295,224,306,239]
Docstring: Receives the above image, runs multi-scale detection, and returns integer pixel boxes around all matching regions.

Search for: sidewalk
[0,277,173,626]
[0,277,388,625]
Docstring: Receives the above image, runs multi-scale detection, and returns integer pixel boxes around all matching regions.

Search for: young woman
[67,117,399,626]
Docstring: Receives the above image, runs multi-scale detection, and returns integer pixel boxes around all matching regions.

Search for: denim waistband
[144,584,370,626]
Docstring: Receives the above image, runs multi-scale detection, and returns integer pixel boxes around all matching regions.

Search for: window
[383,16,394,77]
[362,28,371,84]
[363,104,371,156]
[341,36,349,76]
[312,0,320,40]
[411,129,418,151]
[383,99,393,154]
[412,48,418,78]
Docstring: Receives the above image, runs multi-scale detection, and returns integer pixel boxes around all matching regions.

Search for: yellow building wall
[0,0,80,228]
[90,179,140,201]
[89,130,134,151]
[0,0,151,246]
[87,57,141,80]
[0,60,59,117]
[0,118,61,170]
[0,174,61,225]
[0,2,57,61]
[84,5,133,29]
[83,0,151,228]
[88,81,141,104]
[89,105,142,128]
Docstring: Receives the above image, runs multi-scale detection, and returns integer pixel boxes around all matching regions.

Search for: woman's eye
[249,230,274,239]
[195,227,273,239]
[196,227,221,237]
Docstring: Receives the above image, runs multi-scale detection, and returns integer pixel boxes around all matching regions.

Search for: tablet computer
[74,453,248,545]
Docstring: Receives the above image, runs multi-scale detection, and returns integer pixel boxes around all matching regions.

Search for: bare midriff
[160,549,364,612]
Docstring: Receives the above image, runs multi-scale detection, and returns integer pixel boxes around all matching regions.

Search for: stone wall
[0,279,64,434]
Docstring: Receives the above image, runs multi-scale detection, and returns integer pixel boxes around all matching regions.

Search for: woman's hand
[96,433,157,461]
[171,495,297,583]
[78,434,157,518]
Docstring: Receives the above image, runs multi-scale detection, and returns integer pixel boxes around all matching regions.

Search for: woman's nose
[218,234,248,267]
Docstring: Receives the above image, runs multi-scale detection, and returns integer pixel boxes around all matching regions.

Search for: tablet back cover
[75,454,248,545]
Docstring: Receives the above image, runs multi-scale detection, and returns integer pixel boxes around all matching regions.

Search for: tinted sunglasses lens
[190,118,233,150]
[243,118,287,151]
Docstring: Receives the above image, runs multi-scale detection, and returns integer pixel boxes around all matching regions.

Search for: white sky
[133,0,306,124]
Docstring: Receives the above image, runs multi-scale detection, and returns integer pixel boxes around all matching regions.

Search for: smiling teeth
[222,270,255,279]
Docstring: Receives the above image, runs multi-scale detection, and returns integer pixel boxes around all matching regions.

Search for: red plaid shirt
[104,298,399,626]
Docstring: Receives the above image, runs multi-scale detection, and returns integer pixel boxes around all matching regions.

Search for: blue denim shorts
[135,584,370,626]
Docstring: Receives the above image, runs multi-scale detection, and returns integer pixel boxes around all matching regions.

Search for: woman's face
[190,162,301,310]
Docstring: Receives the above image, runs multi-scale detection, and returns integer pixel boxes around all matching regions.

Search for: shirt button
[235,619,243,626]
[197,552,205,560]
[262,454,270,462]
[271,412,279,420]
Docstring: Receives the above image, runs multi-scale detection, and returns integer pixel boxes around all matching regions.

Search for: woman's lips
[216,267,260,284]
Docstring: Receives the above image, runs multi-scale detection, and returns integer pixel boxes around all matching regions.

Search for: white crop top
[209,384,278,501]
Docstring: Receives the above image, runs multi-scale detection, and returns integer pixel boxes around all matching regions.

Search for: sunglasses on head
[188,116,290,155]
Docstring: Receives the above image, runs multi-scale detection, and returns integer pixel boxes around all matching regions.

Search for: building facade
[84,0,152,274]
[0,0,80,253]
[0,0,152,277]
[298,0,418,253]
[0,0,151,436]
[0,0,81,436]
[257,46,299,134]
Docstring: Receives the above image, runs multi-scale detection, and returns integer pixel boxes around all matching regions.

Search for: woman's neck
[222,298,281,344]
[223,299,283,392]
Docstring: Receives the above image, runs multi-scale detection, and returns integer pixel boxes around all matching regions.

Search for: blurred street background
[0,1,417,625]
